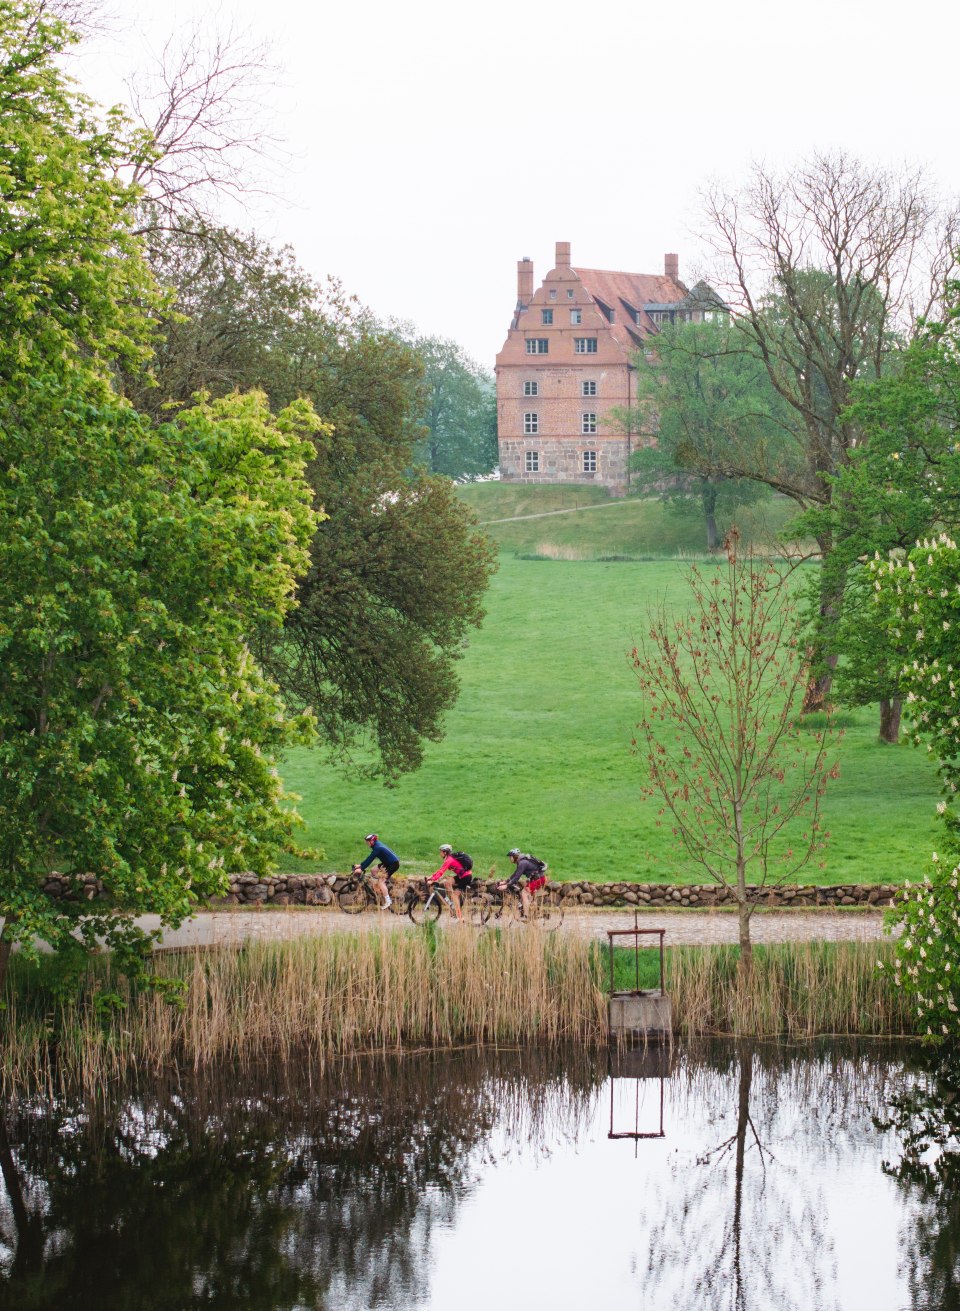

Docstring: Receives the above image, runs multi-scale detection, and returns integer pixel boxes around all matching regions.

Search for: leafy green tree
[0,1,159,384]
[874,535,960,1038]
[0,386,321,986]
[618,319,790,551]
[701,153,959,709]
[806,286,960,740]
[398,331,497,479]
[127,225,498,781]
[0,4,322,985]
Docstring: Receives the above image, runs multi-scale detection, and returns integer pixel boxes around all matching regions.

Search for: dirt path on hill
[144,905,897,950]
[479,500,639,524]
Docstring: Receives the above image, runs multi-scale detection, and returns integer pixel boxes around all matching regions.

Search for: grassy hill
[280,506,939,883]
[457,483,805,559]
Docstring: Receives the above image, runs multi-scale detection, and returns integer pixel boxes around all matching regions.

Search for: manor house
[495,241,726,493]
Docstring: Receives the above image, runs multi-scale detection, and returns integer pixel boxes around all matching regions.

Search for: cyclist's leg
[373,863,392,909]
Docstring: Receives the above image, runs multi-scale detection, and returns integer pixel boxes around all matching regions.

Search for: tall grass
[1,929,608,1097]
[4,936,916,1098]
[611,940,913,1039]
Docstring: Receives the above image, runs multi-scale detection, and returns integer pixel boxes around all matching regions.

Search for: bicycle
[482,883,565,931]
[408,879,489,926]
[336,865,407,916]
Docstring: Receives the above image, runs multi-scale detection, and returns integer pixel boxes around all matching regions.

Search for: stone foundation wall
[39,873,898,909]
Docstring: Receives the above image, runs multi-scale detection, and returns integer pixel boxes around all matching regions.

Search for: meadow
[280,488,940,884]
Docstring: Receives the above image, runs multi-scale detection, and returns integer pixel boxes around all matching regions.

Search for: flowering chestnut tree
[873,536,960,1038]
[632,535,839,971]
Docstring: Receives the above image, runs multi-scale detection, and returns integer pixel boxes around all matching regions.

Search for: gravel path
[144,905,897,950]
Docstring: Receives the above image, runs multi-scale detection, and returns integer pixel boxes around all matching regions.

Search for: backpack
[451,850,473,872]
[526,855,547,874]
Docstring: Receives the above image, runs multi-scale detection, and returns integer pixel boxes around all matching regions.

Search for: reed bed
[661,941,913,1039]
[1,927,609,1098]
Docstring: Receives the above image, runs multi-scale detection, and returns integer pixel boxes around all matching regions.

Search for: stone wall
[39,872,899,909]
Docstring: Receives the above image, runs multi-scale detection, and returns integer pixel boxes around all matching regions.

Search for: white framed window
[525,450,540,473]
[566,289,575,299]
[526,338,549,354]
[581,413,597,434]
[523,412,539,434]
[523,380,539,396]
[548,288,557,300]
[541,308,554,325]
[582,450,597,473]
[574,338,597,354]
[570,308,582,325]
[582,380,597,396]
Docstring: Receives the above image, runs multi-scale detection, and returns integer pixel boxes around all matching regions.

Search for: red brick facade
[495,241,718,494]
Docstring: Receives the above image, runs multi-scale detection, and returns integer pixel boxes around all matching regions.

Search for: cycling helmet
[439,843,453,854]
[365,833,377,842]
[507,848,521,858]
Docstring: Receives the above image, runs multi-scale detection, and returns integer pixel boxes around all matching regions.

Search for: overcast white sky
[72,0,960,366]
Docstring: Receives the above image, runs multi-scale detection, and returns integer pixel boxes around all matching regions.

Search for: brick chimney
[555,241,571,269]
[517,257,533,306]
[665,252,679,282]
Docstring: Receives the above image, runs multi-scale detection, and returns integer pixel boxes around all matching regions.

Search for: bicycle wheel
[409,889,442,925]
[337,880,369,915]
[531,889,564,931]
[387,886,408,915]
[467,892,490,928]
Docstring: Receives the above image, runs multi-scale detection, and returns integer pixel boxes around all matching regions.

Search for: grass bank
[456,484,803,559]
[3,936,914,1096]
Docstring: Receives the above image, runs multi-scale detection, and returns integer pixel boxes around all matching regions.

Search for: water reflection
[876,1047,960,1311]
[0,1041,954,1310]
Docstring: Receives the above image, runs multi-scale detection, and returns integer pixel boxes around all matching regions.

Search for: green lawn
[457,483,804,559]
[280,551,940,884]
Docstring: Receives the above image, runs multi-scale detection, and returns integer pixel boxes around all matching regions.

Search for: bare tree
[631,532,839,970]
[699,153,960,709]
[124,22,277,231]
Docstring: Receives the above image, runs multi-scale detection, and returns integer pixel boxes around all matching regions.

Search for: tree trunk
[879,696,902,744]
[802,538,844,714]
[702,484,720,552]
[738,898,753,977]
[731,1045,753,1310]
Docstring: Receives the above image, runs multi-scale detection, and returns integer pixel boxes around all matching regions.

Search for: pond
[0,1040,956,1310]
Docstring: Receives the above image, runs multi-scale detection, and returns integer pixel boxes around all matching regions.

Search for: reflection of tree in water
[637,1041,905,1311]
[0,1047,604,1311]
[876,1046,960,1310]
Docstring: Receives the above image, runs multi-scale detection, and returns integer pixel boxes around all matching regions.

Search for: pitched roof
[574,267,688,349]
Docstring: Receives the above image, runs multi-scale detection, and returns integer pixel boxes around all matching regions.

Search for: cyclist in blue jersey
[356,833,400,910]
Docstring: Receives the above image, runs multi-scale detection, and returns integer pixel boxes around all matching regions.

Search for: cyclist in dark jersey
[498,848,547,918]
[357,833,400,910]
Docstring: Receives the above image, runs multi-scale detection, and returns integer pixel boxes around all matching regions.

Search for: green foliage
[0,7,323,972]
[396,330,498,478]
[0,1,160,383]
[0,386,321,969]
[126,225,498,781]
[620,320,790,549]
[874,534,960,1038]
